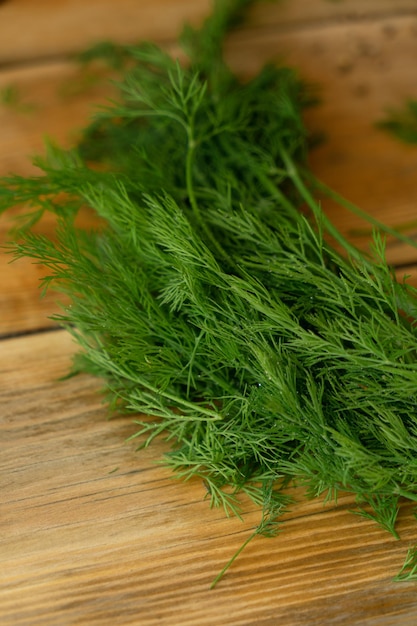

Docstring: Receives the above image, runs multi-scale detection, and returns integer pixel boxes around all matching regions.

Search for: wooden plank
[2,329,417,625]
[2,11,417,334]
[0,61,116,335]
[0,61,117,176]
[0,0,416,65]
[0,0,211,65]
[248,0,417,27]
[0,253,59,336]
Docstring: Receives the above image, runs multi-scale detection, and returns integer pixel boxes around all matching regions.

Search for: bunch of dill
[3,0,417,583]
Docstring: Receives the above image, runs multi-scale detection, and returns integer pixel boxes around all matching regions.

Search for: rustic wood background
[2,1,417,624]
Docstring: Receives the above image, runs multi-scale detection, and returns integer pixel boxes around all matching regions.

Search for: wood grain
[2,330,417,626]
[0,0,416,65]
[2,2,417,623]
[0,0,211,65]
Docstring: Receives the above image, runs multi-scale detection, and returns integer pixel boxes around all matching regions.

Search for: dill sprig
[394,545,417,582]
[2,0,417,585]
[379,100,417,145]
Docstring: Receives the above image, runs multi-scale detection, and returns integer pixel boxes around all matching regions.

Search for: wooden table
[2,2,417,624]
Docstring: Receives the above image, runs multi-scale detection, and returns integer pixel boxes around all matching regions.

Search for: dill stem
[278,146,367,264]
[185,125,228,262]
[89,349,224,420]
[395,488,417,502]
[210,528,258,589]
[306,172,417,251]
[255,166,298,215]
[185,130,199,219]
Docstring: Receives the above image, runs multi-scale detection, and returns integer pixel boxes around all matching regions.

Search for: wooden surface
[2,2,417,624]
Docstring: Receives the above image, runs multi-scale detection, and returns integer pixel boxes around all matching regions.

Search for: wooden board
[2,2,417,624]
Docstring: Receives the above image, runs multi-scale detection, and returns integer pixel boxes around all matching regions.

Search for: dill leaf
[394,545,417,582]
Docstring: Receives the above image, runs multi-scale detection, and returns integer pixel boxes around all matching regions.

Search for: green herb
[394,545,417,582]
[0,84,36,113]
[378,100,417,144]
[2,0,417,586]
[352,493,400,539]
